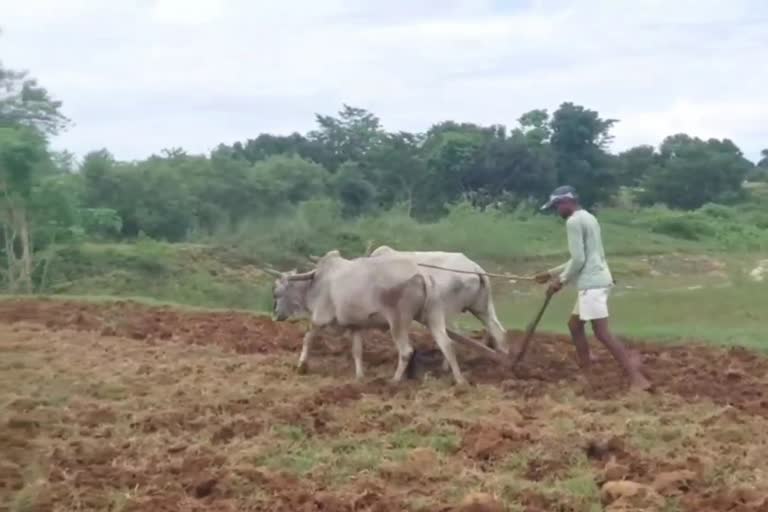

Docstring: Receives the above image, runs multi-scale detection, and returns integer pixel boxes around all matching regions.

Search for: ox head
[263,268,316,321]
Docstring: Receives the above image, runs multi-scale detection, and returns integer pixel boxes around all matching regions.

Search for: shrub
[650,216,715,241]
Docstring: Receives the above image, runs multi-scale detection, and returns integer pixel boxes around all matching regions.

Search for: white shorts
[572,287,610,321]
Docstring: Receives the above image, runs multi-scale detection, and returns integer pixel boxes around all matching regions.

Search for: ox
[270,250,468,385]
[369,245,510,354]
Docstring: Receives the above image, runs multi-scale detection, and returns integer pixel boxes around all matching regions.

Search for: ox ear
[286,270,316,281]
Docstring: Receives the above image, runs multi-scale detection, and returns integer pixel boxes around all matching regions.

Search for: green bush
[699,203,735,220]
[650,216,715,240]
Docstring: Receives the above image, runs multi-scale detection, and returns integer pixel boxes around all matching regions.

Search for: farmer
[535,185,652,391]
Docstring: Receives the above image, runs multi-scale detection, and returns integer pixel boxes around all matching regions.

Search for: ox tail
[475,269,509,351]
[405,272,436,380]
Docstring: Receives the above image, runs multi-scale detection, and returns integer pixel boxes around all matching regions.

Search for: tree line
[1,58,766,291]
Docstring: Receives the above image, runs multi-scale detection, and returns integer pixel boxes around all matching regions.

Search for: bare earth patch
[1,298,768,511]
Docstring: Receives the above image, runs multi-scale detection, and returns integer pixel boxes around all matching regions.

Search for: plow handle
[512,289,554,366]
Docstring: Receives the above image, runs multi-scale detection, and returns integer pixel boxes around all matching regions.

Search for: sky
[1,0,766,162]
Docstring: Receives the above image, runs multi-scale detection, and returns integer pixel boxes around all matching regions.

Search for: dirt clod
[461,424,527,460]
[192,477,218,498]
[456,492,505,512]
[600,457,630,483]
[651,469,697,495]
[601,480,665,510]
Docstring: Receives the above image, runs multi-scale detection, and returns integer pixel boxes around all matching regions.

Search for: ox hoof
[296,363,309,375]
[454,377,470,388]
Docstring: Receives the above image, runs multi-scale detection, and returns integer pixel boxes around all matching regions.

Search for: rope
[416,263,537,281]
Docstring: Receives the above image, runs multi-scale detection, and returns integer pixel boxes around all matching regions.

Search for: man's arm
[537,229,575,283]
[558,217,586,285]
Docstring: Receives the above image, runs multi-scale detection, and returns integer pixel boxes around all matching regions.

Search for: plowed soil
[1,298,767,511]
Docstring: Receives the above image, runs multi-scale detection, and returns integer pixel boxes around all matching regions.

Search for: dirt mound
[461,424,529,461]
[0,298,304,354]
[1,299,768,417]
[3,299,768,512]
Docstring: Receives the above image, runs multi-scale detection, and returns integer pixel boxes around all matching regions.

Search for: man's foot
[578,352,599,368]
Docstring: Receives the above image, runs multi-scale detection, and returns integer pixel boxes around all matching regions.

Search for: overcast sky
[1,0,766,161]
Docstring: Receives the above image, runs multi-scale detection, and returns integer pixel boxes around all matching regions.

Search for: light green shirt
[549,209,613,290]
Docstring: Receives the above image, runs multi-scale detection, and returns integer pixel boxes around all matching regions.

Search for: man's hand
[547,277,563,295]
[534,272,552,284]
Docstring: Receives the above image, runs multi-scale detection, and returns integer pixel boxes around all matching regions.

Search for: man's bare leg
[568,315,593,369]
[591,318,651,390]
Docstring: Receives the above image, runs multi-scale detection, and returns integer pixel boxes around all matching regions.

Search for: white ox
[270,250,468,385]
[369,245,510,354]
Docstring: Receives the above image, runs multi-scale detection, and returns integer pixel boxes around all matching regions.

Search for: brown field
[1,299,767,511]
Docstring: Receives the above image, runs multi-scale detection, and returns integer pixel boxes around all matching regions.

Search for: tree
[81,149,116,206]
[549,103,618,207]
[332,162,377,217]
[214,133,332,168]
[81,153,195,240]
[362,131,427,213]
[516,109,551,146]
[0,56,72,292]
[616,145,659,187]
[473,133,557,206]
[420,129,486,215]
[748,149,768,182]
[250,154,330,208]
[308,105,384,170]
[640,135,752,209]
[1,62,69,136]
[0,126,48,291]
[131,163,195,240]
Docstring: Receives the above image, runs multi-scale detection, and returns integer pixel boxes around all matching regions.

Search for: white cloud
[616,100,768,150]
[151,0,225,25]
[0,0,765,160]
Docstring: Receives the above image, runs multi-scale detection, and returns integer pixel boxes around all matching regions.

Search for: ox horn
[261,267,282,277]
[287,270,316,281]
[307,254,321,263]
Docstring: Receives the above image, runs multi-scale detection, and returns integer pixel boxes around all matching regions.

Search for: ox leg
[389,323,414,383]
[441,321,459,372]
[428,314,467,386]
[297,326,318,374]
[351,330,365,380]
[472,309,509,354]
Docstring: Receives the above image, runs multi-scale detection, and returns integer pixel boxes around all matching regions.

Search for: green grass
[37,240,273,311]
[490,278,767,350]
[206,198,768,266]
